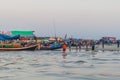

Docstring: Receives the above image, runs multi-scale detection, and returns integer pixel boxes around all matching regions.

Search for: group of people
[61,40,96,59]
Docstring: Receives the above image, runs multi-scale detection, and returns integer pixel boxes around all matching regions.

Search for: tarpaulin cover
[0,34,20,40]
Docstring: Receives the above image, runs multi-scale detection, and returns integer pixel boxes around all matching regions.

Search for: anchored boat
[0,44,38,51]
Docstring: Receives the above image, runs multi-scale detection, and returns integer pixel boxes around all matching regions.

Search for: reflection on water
[0,50,120,80]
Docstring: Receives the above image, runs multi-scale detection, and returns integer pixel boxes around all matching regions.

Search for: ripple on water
[0,73,16,79]
[92,58,110,61]
[0,66,10,70]
[29,63,50,68]
[74,60,87,63]
[0,51,120,80]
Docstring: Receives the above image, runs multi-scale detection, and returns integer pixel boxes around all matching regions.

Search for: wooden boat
[0,44,38,51]
[40,46,61,50]
[39,43,62,50]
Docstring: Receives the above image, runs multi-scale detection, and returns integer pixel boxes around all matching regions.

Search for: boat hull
[40,47,61,50]
[0,44,38,51]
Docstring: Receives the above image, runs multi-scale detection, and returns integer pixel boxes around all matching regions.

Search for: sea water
[0,50,120,80]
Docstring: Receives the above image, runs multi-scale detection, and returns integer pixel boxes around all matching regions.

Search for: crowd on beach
[65,37,120,51]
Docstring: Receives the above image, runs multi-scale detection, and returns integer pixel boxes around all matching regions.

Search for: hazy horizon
[0,0,120,39]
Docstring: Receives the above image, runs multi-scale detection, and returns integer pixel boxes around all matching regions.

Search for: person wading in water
[62,43,67,59]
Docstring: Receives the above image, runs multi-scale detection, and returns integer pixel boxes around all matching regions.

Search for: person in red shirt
[62,43,67,52]
[62,43,67,59]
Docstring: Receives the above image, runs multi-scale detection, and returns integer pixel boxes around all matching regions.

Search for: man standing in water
[101,38,105,48]
[91,41,95,51]
[68,41,72,52]
[62,43,67,59]
[117,40,120,48]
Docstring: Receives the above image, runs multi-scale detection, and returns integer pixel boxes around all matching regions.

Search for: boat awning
[11,31,34,36]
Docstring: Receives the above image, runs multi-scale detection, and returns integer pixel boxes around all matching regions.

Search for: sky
[0,0,120,39]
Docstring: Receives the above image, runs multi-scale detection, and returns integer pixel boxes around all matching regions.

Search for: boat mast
[53,18,56,38]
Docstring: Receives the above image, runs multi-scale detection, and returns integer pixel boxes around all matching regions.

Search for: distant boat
[0,44,38,51]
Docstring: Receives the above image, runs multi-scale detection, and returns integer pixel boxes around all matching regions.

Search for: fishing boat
[0,44,38,51]
[39,43,62,50]
[0,33,39,51]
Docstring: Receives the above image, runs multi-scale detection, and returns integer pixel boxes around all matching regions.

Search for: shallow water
[0,50,120,80]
